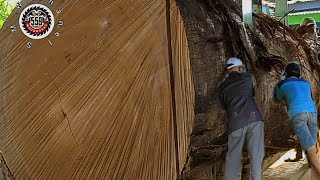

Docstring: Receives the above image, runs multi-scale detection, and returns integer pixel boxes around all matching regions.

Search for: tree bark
[176,0,320,178]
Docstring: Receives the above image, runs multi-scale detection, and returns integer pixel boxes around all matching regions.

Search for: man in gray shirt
[218,57,264,180]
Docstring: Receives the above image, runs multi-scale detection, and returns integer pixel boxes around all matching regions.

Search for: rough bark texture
[176,0,320,179]
[1,0,320,179]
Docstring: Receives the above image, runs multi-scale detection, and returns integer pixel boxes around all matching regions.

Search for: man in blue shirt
[275,62,320,177]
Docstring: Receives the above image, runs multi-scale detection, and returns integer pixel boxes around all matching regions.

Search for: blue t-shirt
[275,78,317,119]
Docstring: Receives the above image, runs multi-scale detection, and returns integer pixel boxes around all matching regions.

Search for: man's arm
[274,84,284,101]
[251,75,256,97]
[218,84,227,110]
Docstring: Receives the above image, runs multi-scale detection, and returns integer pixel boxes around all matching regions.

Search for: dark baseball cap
[285,62,301,78]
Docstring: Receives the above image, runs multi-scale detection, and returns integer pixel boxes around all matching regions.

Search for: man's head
[226,57,244,73]
[285,62,301,78]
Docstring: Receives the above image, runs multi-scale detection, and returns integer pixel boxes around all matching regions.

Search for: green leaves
[0,0,15,29]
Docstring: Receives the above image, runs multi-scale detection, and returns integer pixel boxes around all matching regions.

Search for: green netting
[288,13,320,26]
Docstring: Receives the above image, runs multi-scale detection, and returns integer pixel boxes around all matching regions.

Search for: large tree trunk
[0,0,194,179]
[176,0,320,178]
[0,0,320,179]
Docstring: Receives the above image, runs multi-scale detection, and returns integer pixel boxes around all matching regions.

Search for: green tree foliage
[0,0,15,29]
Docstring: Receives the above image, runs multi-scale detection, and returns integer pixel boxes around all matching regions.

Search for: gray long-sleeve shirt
[218,72,263,134]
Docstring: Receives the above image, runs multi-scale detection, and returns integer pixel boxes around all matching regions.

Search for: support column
[275,0,288,26]
[242,0,253,25]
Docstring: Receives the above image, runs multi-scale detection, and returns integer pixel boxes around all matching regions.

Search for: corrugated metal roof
[288,1,320,12]
[288,1,320,13]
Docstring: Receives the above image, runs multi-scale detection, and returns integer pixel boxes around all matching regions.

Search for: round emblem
[19,4,55,40]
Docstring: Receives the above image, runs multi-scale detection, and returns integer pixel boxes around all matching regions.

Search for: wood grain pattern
[0,0,194,179]
[170,0,195,173]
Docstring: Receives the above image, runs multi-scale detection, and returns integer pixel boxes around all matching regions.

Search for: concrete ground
[263,149,312,180]
[264,161,310,179]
